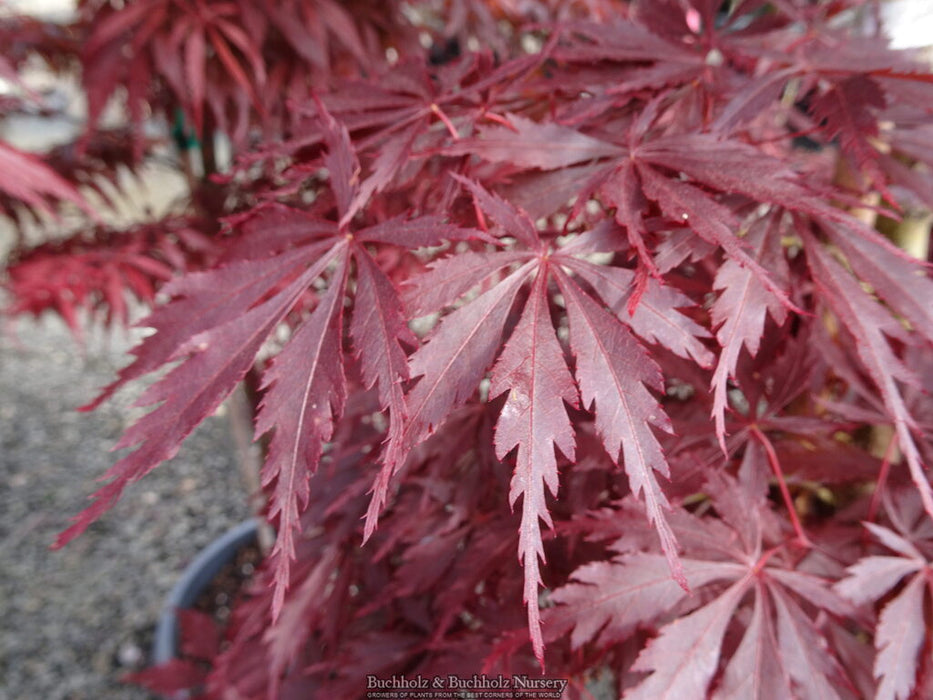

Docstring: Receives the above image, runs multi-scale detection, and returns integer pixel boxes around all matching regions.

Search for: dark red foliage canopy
[3,1,933,698]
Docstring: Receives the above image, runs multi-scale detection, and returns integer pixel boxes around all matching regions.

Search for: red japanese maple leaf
[389,175,712,664]
[54,104,482,618]
[549,473,858,698]
[836,490,933,700]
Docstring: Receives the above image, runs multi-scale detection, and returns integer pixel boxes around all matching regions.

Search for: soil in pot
[140,522,265,699]
[190,540,262,629]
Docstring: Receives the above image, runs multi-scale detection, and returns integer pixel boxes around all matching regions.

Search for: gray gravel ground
[0,316,251,700]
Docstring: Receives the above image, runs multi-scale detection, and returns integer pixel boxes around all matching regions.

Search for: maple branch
[749,426,811,548]
[201,109,218,178]
[866,428,899,527]
[430,103,460,141]
[228,381,274,553]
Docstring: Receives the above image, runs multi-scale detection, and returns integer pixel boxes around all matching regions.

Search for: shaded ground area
[0,316,249,700]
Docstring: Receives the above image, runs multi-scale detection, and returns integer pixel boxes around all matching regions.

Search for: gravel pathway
[0,316,250,700]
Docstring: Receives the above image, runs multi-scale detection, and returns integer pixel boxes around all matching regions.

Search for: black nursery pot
[153,519,259,667]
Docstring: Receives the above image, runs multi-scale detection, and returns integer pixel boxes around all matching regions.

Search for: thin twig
[228,382,275,553]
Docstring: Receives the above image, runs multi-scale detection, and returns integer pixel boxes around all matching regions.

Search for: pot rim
[152,519,260,667]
